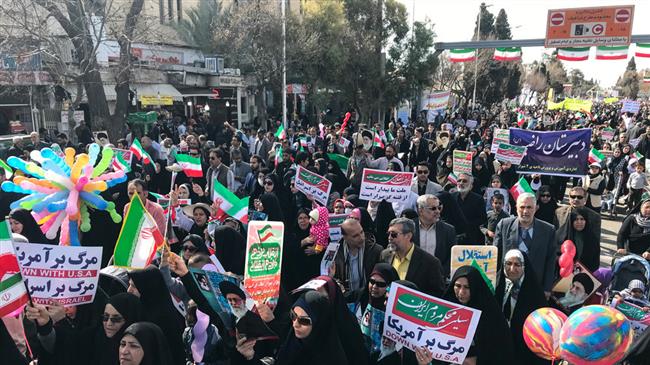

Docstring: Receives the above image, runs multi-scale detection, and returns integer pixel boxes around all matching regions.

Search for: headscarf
[212,226,246,275]
[373,200,396,248]
[259,192,285,223]
[309,206,330,249]
[9,208,48,243]
[634,200,650,232]
[535,185,557,225]
[182,234,211,256]
[121,322,172,365]
[366,263,399,309]
[445,266,514,364]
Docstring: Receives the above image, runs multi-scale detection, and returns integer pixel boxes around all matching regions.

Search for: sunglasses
[369,278,387,288]
[569,195,584,200]
[209,156,217,160]
[289,310,312,326]
[540,194,551,197]
[102,314,125,324]
[416,170,429,174]
[264,181,274,186]
[182,245,197,252]
[387,231,402,238]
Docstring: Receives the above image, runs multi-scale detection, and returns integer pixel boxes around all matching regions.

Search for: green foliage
[494,9,512,40]
[174,0,224,54]
[618,57,640,99]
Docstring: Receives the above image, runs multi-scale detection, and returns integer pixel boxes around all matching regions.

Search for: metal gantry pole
[281,0,287,130]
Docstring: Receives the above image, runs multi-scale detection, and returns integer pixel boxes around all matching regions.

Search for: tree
[175,0,225,54]
[618,56,640,99]
[0,0,148,141]
[546,57,569,96]
[494,9,512,40]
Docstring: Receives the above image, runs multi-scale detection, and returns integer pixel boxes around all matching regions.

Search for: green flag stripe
[113,196,147,265]
[597,46,629,51]
[0,272,23,292]
[450,48,475,54]
[0,220,11,241]
[559,47,590,51]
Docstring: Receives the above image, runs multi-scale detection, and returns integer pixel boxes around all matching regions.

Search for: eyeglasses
[264,181,274,186]
[369,278,387,288]
[182,245,197,253]
[289,310,312,326]
[387,231,402,238]
[102,314,125,324]
[540,194,551,198]
[422,205,441,211]
[569,195,584,200]
[416,170,429,174]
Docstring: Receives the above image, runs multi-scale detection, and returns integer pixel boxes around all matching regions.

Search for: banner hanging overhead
[545,5,634,48]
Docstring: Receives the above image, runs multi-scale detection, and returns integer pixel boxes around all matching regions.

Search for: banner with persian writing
[509,128,592,177]
[452,150,473,175]
[490,128,510,153]
[359,169,414,203]
[612,299,650,340]
[328,213,349,242]
[13,242,102,306]
[244,221,284,308]
[495,143,527,165]
[450,246,499,291]
[295,166,332,206]
[383,283,481,364]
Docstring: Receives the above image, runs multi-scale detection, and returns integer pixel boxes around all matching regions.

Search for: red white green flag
[557,47,590,61]
[509,177,534,202]
[175,154,203,177]
[595,46,629,60]
[517,112,526,127]
[112,153,131,173]
[448,49,476,63]
[213,180,249,224]
[274,124,286,140]
[113,194,163,269]
[130,139,152,164]
[588,148,605,164]
[0,221,29,317]
[493,47,522,61]
[644,74,650,84]
[447,172,458,185]
[636,43,650,58]
[372,130,385,148]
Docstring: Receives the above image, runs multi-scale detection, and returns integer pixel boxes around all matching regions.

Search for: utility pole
[282,0,287,129]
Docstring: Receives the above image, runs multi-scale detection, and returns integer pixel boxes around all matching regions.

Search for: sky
[397,0,650,87]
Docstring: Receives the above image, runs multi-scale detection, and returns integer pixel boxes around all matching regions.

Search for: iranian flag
[644,75,650,84]
[327,153,349,175]
[493,47,522,61]
[176,154,203,178]
[636,43,650,58]
[588,148,605,164]
[112,153,131,173]
[449,48,476,63]
[517,112,526,127]
[447,172,458,185]
[113,194,163,269]
[130,139,152,164]
[213,180,249,224]
[634,151,644,161]
[595,46,629,60]
[275,124,286,140]
[557,47,590,61]
[509,177,534,201]
[372,130,385,148]
[0,221,29,317]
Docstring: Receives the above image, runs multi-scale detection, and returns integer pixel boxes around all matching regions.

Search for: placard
[189,268,240,316]
[622,100,641,114]
[450,246,499,290]
[13,242,102,306]
[600,127,615,141]
[383,283,481,364]
[491,128,511,153]
[113,148,134,165]
[328,213,349,243]
[465,120,478,130]
[452,150,473,175]
[294,166,332,206]
[495,143,526,165]
[244,221,284,308]
[485,188,510,214]
[611,299,650,340]
[551,262,601,311]
[320,242,340,275]
[359,168,414,203]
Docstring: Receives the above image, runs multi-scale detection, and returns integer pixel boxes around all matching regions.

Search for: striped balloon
[559,305,633,365]
[523,307,568,360]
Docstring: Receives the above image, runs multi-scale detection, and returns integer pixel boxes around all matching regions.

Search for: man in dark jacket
[452,172,487,245]
[334,218,383,299]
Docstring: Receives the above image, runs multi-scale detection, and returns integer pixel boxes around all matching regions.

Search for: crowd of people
[2,98,650,365]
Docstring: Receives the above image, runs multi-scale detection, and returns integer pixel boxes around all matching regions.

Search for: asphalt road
[600,213,623,268]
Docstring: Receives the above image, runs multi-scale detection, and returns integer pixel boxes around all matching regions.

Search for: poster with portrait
[551,262,601,312]
[485,188,510,214]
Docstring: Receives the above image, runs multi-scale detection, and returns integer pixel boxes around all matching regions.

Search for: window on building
[240,96,247,115]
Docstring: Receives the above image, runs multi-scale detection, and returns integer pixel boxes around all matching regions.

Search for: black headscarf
[0,319,28,365]
[182,234,211,257]
[259,192,285,223]
[568,206,600,272]
[444,266,515,365]
[374,200,396,248]
[9,208,49,243]
[212,226,246,276]
[356,207,376,245]
[127,266,186,365]
[121,322,173,365]
[276,291,348,365]
[362,263,399,310]
[435,191,468,230]
[535,185,557,226]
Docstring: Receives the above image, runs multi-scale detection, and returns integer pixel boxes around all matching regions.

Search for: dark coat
[379,245,445,297]
[415,220,457,276]
[452,191,487,245]
[333,237,383,299]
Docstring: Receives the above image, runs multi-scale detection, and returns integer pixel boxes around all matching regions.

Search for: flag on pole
[112,153,131,173]
[644,74,650,84]
[0,159,12,178]
[175,154,203,178]
[274,124,286,140]
[588,148,605,164]
[372,130,384,148]
[557,47,590,61]
[634,151,644,161]
[0,221,29,317]
[113,193,164,269]
[448,48,476,63]
[327,153,349,175]
[130,139,152,164]
[493,47,522,61]
[517,112,526,127]
[213,180,249,224]
[636,43,650,58]
[509,177,534,202]
[447,172,458,185]
[274,146,283,168]
[595,46,629,60]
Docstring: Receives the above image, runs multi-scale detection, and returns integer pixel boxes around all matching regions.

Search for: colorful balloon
[1,144,128,245]
[560,305,633,365]
[523,307,568,361]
